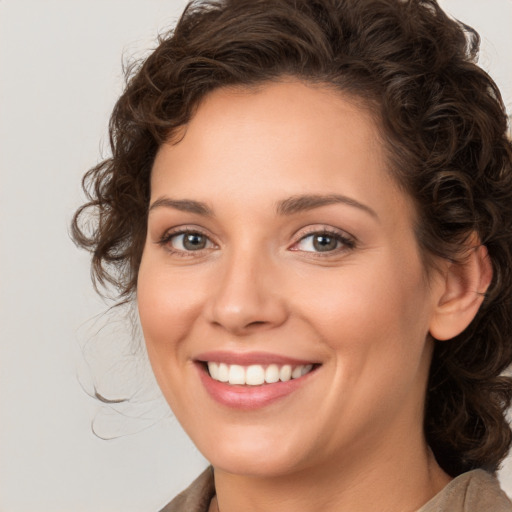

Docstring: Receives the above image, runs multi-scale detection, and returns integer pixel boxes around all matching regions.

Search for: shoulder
[157,467,512,512]
[419,469,512,512]
[158,467,215,512]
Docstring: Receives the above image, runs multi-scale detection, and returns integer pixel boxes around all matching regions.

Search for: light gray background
[1,1,511,511]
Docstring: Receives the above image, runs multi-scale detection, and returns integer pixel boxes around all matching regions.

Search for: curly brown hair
[72,0,512,476]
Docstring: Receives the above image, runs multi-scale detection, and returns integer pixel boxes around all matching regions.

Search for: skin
[136,80,485,511]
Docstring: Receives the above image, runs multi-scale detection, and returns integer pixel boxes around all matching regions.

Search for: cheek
[292,253,431,362]
[296,259,432,427]
[137,255,205,358]
[136,255,208,412]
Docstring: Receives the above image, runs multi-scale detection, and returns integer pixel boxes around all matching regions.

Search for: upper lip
[194,351,320,366]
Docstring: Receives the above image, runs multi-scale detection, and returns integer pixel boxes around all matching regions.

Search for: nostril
[243,320,274,332]
[247,321,267,327]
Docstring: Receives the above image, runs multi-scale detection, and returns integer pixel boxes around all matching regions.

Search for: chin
[209,453,305,478]
[194,430,312,478]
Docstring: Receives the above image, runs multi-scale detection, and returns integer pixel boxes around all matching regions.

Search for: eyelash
[157,226,356,257]
[290,228,356,255]
[157,227,215,257]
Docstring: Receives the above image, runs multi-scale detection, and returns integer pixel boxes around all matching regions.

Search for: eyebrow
[148,193,378,219]
[148,197,214,216]
[275,194,378,219]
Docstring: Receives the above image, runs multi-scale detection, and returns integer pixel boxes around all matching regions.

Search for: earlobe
[429,242,493,341]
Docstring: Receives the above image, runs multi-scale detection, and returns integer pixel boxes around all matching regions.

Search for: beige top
[160,467,512,512]
[418,469,512,512]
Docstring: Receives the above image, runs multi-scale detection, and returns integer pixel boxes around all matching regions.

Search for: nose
[204,250,288,336]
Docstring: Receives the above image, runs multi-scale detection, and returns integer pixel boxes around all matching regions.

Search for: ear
[429,240,493,341]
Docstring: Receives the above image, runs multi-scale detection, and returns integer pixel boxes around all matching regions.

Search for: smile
[195,352,321,409]
[207,362,314,386]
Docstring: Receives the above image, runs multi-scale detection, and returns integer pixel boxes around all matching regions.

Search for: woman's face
[137,81,444,478]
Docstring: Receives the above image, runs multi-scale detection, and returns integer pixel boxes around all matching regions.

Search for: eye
[292,230,355,254]
[160,230,215,253]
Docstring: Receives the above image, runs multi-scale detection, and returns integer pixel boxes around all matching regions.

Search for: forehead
[150,80,412,223]
[166,80,381,151]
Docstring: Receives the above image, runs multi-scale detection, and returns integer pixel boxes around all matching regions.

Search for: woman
[72,0,512,510]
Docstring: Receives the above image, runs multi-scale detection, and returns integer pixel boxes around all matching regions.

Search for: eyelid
[156,225,218,255]
[154,224,356,256]
[289,225,356,253]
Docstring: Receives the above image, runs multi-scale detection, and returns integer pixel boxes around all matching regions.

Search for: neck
[211,433,451,512]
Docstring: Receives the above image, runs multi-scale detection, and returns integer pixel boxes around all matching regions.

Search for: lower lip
[197,365,316,410]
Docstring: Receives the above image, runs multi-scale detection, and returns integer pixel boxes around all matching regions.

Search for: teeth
[218,363,229,383]
[208,362,219,380]
[265,364,280,384]
[280,365,292,382]
[302,364,313,376]
[291,366,303,379]
[207,362,314,386]
[246,365,265,385]
[228,364,245,385]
